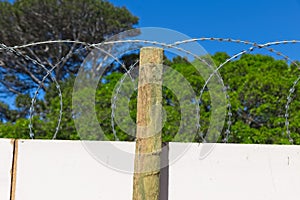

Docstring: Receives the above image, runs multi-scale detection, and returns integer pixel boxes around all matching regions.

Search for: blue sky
[6,0,300,59]
[110,0,300,60]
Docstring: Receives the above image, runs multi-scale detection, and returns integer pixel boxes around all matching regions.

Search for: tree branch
[0,80,22,95]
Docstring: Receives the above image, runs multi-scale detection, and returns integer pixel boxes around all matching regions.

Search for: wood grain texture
[132,47,164,200]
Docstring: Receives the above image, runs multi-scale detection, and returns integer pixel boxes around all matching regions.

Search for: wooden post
[132,47,164,200]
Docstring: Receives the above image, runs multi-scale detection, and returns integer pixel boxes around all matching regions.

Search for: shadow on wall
[160,142,169,200]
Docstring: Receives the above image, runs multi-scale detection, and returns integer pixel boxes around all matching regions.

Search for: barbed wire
[1,40,134,139]
[13,38,224,142]
[0,38,299,143]
[110,60,139,141]
[171,38,300,142]
[104,39,226,142]
[0,43,63,139]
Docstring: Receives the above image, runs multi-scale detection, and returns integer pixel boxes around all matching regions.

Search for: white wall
[169,143,300,200]
[2,139,300,200]
[0,139,14,200]
[14,140,134,200]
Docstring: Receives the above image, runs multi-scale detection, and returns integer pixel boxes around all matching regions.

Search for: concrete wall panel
[4,139,300,200]
[0,139,15,200]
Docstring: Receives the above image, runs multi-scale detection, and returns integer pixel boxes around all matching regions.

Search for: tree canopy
[1,52,300,145]
[0,0,138,96]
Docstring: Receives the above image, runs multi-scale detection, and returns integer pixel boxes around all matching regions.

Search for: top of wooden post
[140,47,164,65]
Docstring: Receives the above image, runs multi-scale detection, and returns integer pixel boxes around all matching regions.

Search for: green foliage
[216,53,300,144]
[1,52,300,145]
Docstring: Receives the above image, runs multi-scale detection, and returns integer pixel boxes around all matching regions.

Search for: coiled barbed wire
[0,43,63,139]
[105,40,225,142]
[172,39,300,142]
[0,40,132,139]
[1,38,299,142]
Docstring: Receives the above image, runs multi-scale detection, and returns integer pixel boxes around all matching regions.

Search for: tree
[1,52,300,145]
[0,0,138,96]
[215,52,300,144]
